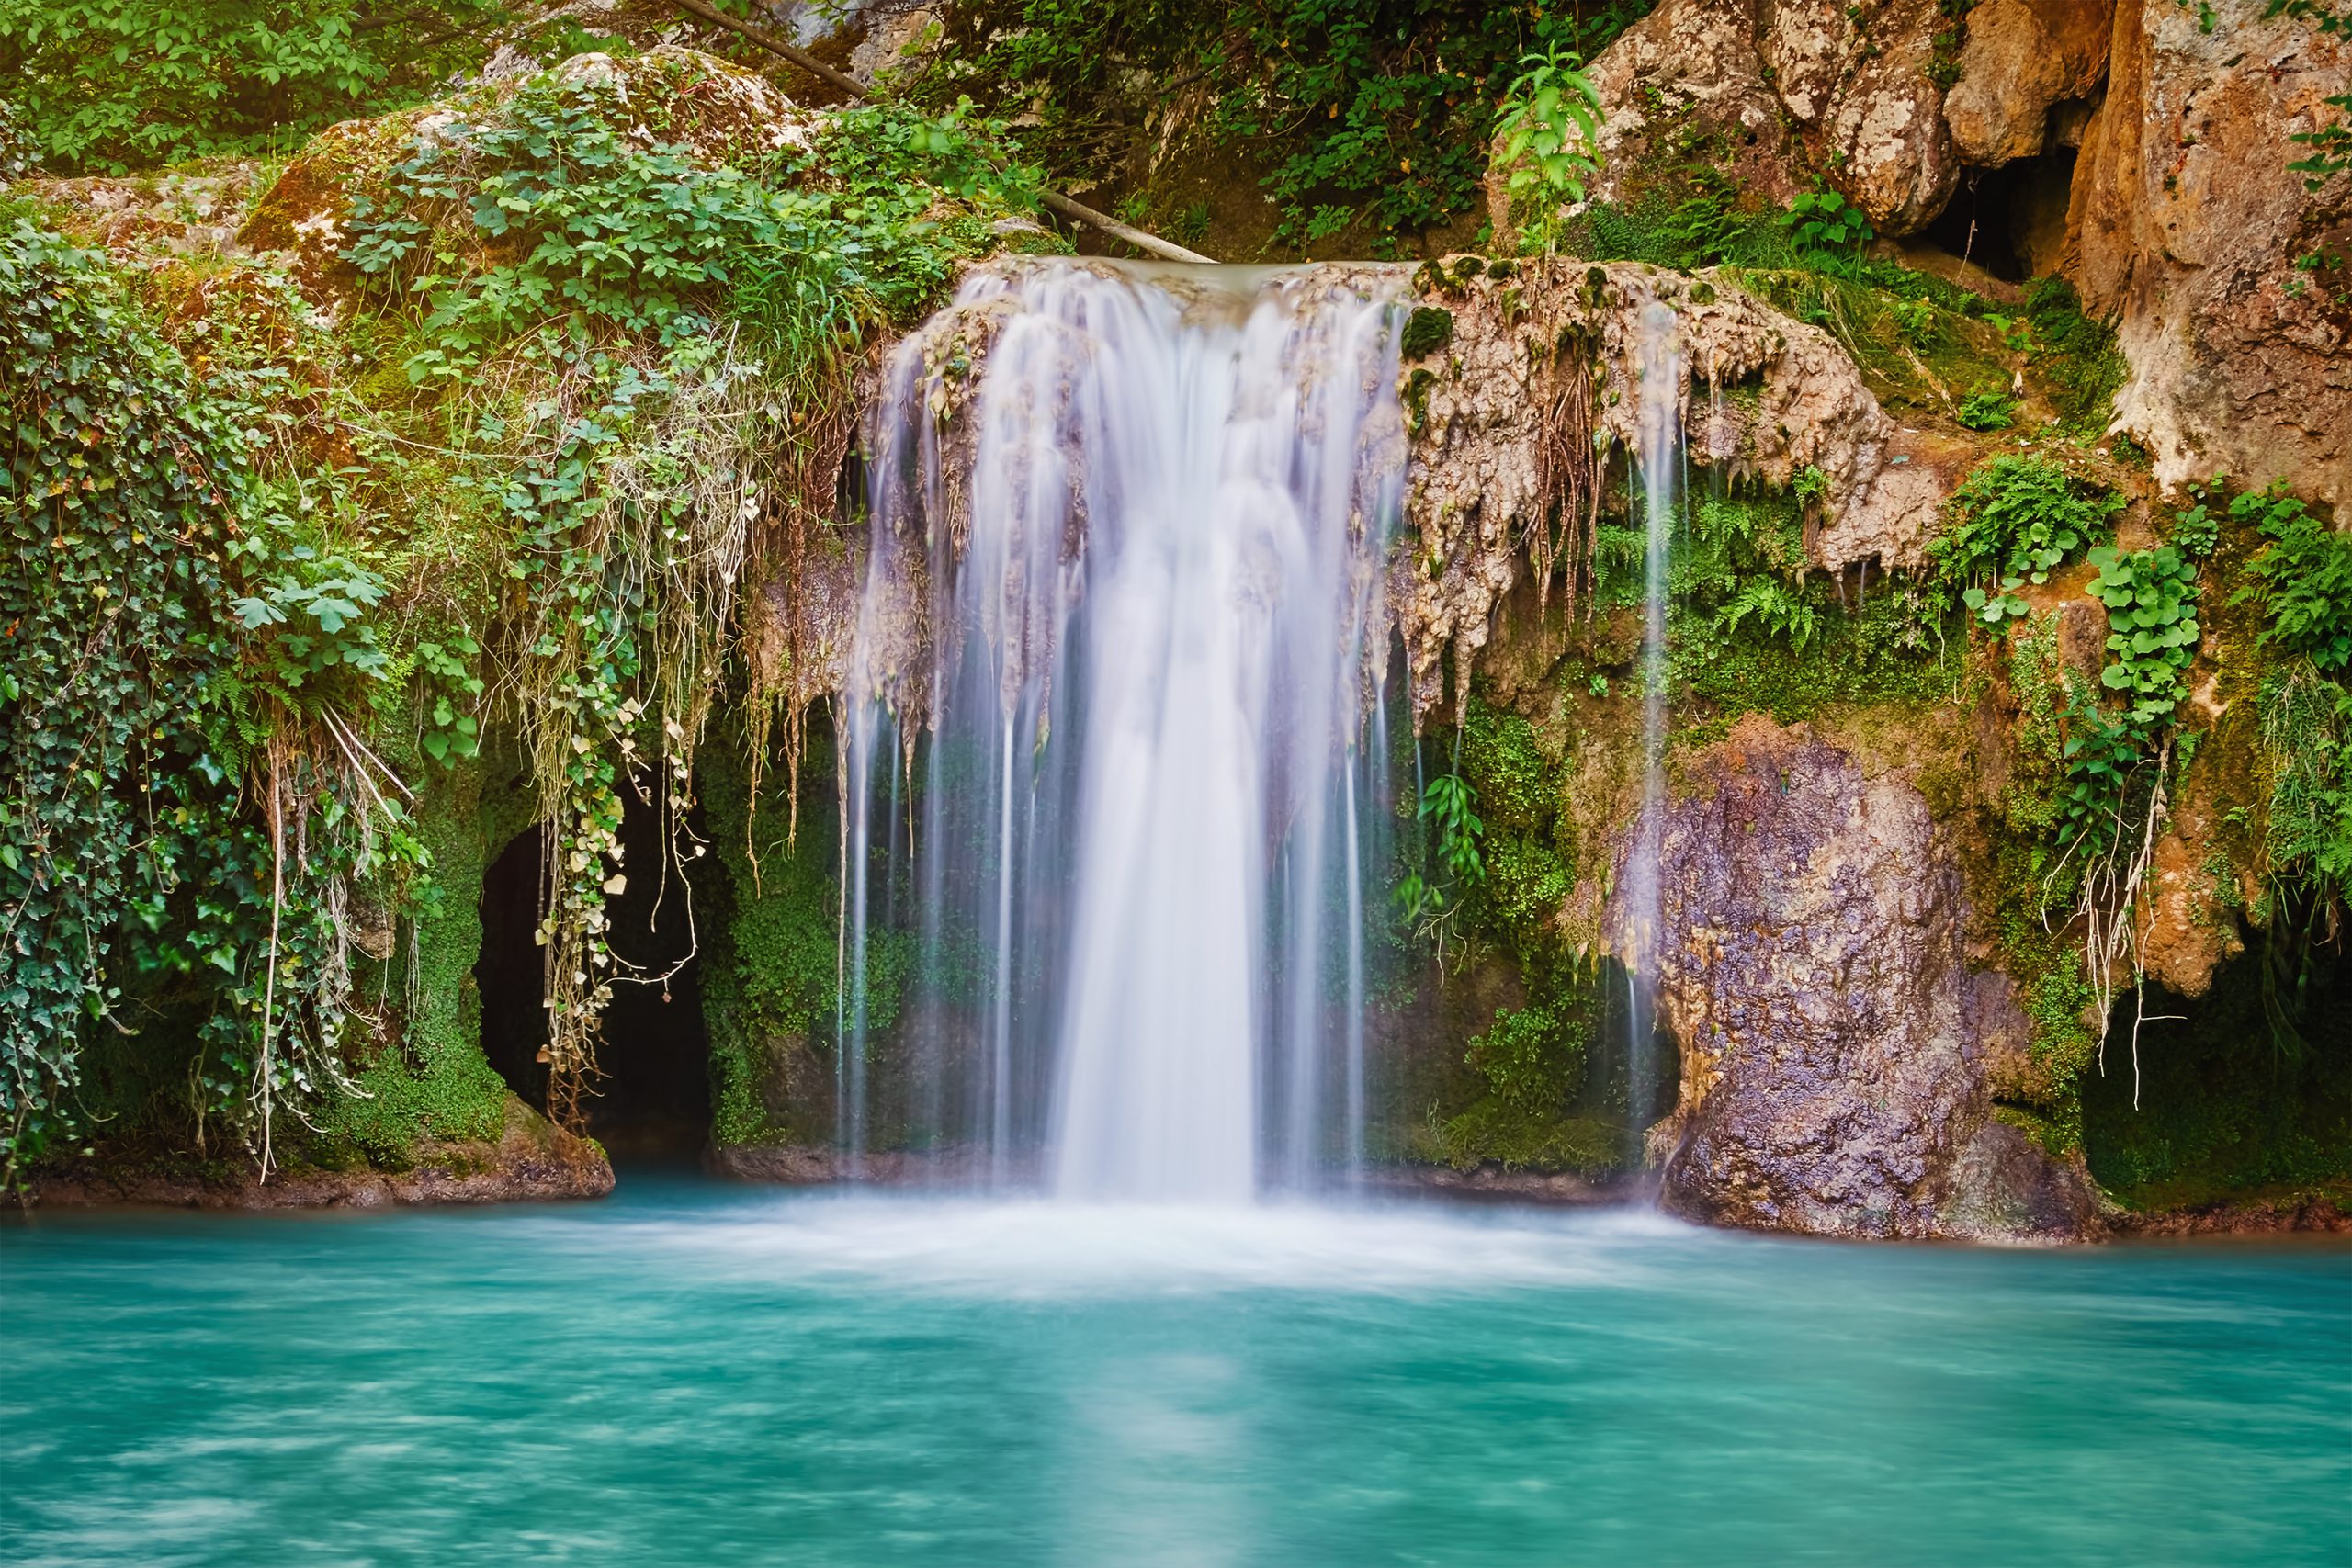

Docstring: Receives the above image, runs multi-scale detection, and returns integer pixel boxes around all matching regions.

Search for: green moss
[696,730,912,1150]
[1399,304,1453,360]
[2019,276,2126,434]
[1675,589,1958,729]
[2083,943,2352,1209]
[312,761,513,1168]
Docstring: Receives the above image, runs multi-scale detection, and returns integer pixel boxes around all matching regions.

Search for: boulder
[1765,0,1963,232]
[1494,0,1796,227]
[1610,716,2100,1240]
[1944,0,2115,165]
[2064,0,2352,508]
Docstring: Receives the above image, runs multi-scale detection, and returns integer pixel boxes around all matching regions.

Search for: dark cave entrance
[475,787,716,1156]
[1917,149,2078,283]
[2083,924,2352,1209]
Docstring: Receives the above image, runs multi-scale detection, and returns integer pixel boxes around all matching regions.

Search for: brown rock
[2065,0,2352,508]
[1611,715,2099,1240]
[1762,0,1962,233]
[1944,0,2115,166]
[1494,0,1797,234]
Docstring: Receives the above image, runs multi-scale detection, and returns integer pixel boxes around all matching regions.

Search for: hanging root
[1532,319,1603,626]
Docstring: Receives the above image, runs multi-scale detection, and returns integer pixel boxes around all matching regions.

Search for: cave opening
[2084,923,2352,1210]
[474,787,716,1157]
[1917,148,2078,283]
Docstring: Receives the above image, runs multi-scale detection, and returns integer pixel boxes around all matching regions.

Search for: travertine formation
[1397,256,1941,724]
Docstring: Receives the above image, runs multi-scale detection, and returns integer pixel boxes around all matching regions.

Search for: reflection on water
[3,1175,2346,1567]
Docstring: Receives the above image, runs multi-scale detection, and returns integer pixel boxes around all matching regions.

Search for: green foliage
[1955,388,2016,431]
[927,0,1652,249]
[1714,577,1820,650]
[0,220,416,1173]
[336,64,1023,1119]
[1396,770,1483,932]
[1928,456,2120,619]
[1493,42,1601,255]
[2235,478,2352,919]
[2258,665,2352,914]
[1464,1001,1588,1116]
[1780,186,1873,262]
[0,0,508,173]
[2086,543,2199,727]
[2234,481,2352,675]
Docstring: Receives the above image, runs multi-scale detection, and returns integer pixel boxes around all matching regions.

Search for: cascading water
[842,260,1404,1201]
[1620,297,1683,1156]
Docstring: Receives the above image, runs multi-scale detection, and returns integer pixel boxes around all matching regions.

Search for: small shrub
[1930,457,2122,618]
[1956,389,2017,431]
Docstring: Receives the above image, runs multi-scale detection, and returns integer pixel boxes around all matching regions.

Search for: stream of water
[5,1177,2346,1567]
[843,260,1403,1196]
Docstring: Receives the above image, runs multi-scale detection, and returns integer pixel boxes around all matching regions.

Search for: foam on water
[601,1192,1687,1298]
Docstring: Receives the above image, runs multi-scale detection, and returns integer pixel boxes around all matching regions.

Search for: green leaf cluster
[1494,42,1601,255]
[2086,542,2199,727]
[0,0,509,173]
[1928,456,2120,621]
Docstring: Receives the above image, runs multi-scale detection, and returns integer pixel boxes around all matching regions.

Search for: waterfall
[843,260,1405,1201]
[1622,298,1683,1154]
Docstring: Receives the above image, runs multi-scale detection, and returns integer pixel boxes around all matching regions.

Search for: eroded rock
[1542,0,1962,237]
[1610,715,2099,1240]
[1399,256,1944,725]
[1944,0,2114,166]
[2065,0,2352,508]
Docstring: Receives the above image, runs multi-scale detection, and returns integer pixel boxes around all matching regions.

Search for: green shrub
[0,0,509,172]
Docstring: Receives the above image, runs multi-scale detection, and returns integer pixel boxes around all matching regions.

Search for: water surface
[5,1174,2346,1566]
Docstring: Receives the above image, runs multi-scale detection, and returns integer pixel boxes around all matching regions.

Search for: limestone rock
[1609,716,2098,1241]
[1765,0,1962,233]
[1944,0,2114,165]
[1531,0,1964,240]
[1491,0,1796,231]
[2065,0,2352,508]
[1399,257,1945,724]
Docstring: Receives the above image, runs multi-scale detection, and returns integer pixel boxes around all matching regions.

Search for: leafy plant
[1929,457,2121,617]
[2086,544,2199,726]
[1396,769,1485,946]
[1465,1001,1586,1115]
[2234,481,2352,674]
[1494,41,1601,255]
[1781,186,1873,262]
[1956,388,2016,431]
[1715,577,1821,649]
[0,0,510,172]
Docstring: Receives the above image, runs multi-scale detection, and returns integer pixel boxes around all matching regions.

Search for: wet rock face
[1618,716,2098,1240]
[2067,0,2351,509]
[1400,257,1941,724]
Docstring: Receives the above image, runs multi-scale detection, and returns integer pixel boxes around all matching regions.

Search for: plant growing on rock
[1928,456,2120,621]
[1493,42,1602,255]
